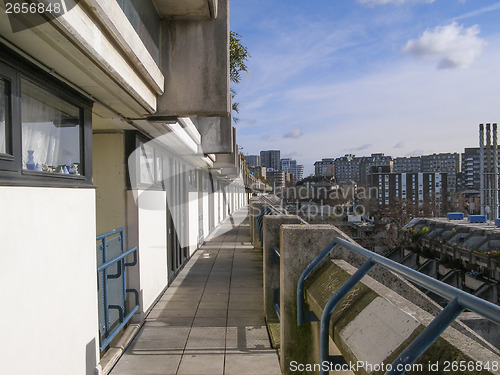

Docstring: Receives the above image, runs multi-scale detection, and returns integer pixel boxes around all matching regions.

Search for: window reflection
[21,78,81,175]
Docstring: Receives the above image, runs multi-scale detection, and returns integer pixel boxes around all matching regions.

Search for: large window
[21,78,81,175]
[0,45,93,186]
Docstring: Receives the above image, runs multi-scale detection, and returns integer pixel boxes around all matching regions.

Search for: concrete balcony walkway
[110,207,281,375]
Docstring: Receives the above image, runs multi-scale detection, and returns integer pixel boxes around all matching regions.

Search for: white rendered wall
[0,187,98,375]
[135,190,168,312]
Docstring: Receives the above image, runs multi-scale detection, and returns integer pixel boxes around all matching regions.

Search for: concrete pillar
[280,224,338,374]
[263,215,303,324]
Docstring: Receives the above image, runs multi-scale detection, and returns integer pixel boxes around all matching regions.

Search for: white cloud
[284,128,303,139]
[401,22,486,69]
[358,0,434,6]
[453,2,500,21]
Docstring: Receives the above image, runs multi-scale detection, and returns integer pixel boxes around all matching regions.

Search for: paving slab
[110,207,281,375]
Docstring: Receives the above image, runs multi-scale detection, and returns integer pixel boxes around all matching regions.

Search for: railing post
[249,197,265,248]
[263,215,302,324]
[280,224,338,375]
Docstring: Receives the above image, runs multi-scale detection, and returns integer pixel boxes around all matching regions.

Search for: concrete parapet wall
[263,215,303,324]
[304,260,499,375]
[279,224,339,374]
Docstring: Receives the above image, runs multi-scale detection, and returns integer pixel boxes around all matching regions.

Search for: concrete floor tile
[177,354,225,375]
[227,317,265,327]
[110,353,182,375]
[195,309,228,318]
[135,326,190,341]
[192,317,227,327]
[224,353,281,375]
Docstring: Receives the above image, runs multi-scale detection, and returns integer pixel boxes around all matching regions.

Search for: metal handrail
[96,228,139,352]
[297,242,339,326]
[298,237,500,375]
[272,245,280,265]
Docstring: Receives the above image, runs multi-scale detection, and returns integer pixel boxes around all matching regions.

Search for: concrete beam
[156,0,230,117]
[153,0,217,19]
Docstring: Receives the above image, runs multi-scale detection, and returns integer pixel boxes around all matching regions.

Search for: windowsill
[22,169,86,180]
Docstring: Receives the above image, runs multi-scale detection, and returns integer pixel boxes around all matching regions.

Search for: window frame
[0,45,93,187]
[0,61,19,172]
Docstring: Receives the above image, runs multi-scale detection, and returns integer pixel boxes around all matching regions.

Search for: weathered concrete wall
[280,224,339,374]
[157,0,230,117]
[304,260,500,375]
[262,215,303,324]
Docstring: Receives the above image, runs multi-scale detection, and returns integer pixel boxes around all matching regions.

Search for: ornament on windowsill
[26,150,35,170]
[34,163,42,172]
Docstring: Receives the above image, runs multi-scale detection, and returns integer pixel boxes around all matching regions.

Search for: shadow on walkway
[110,208,281,375]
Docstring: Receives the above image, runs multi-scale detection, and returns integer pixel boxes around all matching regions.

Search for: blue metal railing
[296,236,500,375]
[256,206,273,243]
[96,228,139,352]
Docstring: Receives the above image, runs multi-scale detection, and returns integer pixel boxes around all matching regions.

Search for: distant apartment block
[281,158,304,181]
[245,155,261,167]
[266,170,285,190]
[393,153,460,192]
[393,156,422,173]
[421,153,461,193]
[334,153,393,185]
[314,158,335,177]
[460,147,500,191]
[369,172,448,215]
[260,150,281,171]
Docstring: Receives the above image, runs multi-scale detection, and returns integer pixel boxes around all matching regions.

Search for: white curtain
[21,79,80,170]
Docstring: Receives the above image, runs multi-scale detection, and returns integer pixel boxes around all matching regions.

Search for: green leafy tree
[230,31,249,121]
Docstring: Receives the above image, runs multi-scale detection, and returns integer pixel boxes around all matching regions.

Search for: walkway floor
[110,208,282,375]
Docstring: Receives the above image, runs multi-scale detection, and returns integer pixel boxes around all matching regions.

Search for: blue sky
[230,0,500,175]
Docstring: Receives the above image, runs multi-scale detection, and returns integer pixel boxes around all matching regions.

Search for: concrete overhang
[157,0,229,117]
[153,0,217,19]
[0,0,164,118]
[193,117,233,154]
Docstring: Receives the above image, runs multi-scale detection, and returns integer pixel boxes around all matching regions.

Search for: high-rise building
[421,153,461,193]
[369,172,448,216]
[266,170,285,190]
[393,153,460,192]
[260,150,280,171]
[314,158,335,177]
[281,158,304,181]
[394,156,422,173]
[245,155,260,167]
[334,153,392,185]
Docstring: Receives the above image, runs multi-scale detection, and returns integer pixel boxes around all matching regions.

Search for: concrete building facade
[280,157,304,182]
[314,158,335,177]
[369,172,448,215]
[0,1,262,374]
[245,154,260,167]
[260,150,280,171]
